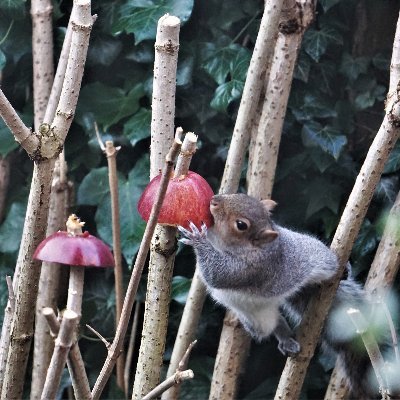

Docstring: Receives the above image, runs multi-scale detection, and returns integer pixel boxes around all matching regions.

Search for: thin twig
[124,301,141,397]
[93,122,105,151]
[86,325,111,349]
[142,341,197,400]
[380,300,400,363]
[347,308,390,398]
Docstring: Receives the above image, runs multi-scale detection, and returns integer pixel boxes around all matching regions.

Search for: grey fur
[179,193,377,397]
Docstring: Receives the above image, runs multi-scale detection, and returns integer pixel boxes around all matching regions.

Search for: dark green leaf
[76,82,144,129]
[294,52,311,83]
[0,119,18,156]
[210,80,244,112]
[303,26,343,62]
[305,178,342,218]
[375,177,399,203]
[123,108,151,146]
[302,121,347,160]
[353,219,377,258]
[0,202,26,253]
[201,43,240,85]
[77,167,114,206]
[87,36,123,66]
[354,84,386,111]
[384,142,400,174]
[339,53,369,82]
[171,276,191,304]
[114,0,194,44]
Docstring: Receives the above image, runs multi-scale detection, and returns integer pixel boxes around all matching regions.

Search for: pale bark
[247,0,313,198]
[31,0,54,130]
[325,191,400,399]
[132,131,198,400]
[210,2,316,399]
[0,2,94,397]
[274,23,400,395]
[131,16,181,399]
[31,161,71,400]
[220,0,283,194]
[42,307,92,400]
[150,14,181,179]
[91,137,182,400]
[104,140,125,391]
[67,266,85,316]
[41,309,79,400]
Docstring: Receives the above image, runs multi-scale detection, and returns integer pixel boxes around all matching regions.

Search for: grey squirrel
[178,193,376,398]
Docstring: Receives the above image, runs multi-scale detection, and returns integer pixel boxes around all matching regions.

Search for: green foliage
[0,0,399,398]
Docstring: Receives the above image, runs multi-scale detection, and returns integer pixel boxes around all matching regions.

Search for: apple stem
[67,266,85,317]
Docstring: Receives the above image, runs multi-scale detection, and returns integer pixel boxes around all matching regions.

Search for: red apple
[137,171,214,229]
[33,230,115,267]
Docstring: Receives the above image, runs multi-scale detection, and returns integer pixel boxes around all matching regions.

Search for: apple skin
[33,231,115,267]
[137,171,214,229]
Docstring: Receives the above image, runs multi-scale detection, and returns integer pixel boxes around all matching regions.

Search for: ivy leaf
[305,178,342,219]
[353,219,378,258]
[171,276,191,304]
[294,52,311,83]
[202,43,241,85]
[77,167,114,206]
[87,36,123,67]
[384,142,400,174]
[0,202,26,253]
[210,80,244,112]
[76,82,144,129]
[114,0,194,44]
[372,53,390,71]
[303,26,343,62]
[340,53,369,82]
[375,176,399,203]
[123,108,151,147]
[302,121,347,160]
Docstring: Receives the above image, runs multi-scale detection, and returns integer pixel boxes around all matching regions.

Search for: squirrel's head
[209,194,278,247]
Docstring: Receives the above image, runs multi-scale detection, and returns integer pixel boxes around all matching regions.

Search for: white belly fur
[210,288,281,338]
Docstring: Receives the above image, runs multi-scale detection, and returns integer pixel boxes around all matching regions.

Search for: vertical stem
[0,159,56,399]
[66,266,85,317]
[0,156,10,222]
[41,310,79,400]
[31,0,54,130]
[32,160,70,400]
[104,141,125,392]
[132,15,181,400]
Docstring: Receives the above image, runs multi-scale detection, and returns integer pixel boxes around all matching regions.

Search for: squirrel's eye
[235,219,248,231]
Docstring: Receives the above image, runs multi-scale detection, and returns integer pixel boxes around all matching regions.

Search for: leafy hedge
[0,0,399,398]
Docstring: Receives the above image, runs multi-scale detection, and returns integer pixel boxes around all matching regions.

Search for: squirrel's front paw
[178,221,207,246]
[278,337,301,357]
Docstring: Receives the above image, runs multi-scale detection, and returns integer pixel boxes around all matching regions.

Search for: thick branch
[31,0,54,130]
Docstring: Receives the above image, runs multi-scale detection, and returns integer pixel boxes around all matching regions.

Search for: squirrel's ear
[261,199,277,212]
[254,229,278,245]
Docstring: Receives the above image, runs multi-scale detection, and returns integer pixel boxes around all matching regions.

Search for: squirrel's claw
[178,221,208,246]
